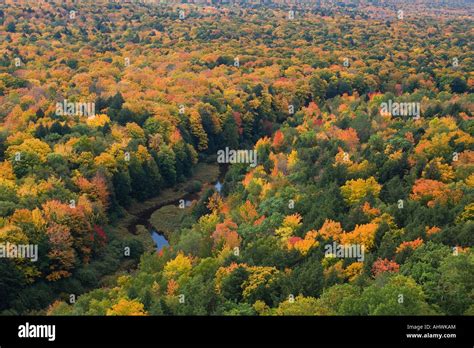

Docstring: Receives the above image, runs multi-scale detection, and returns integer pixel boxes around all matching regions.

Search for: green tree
[154,146,177,187]
[347,275,436,315]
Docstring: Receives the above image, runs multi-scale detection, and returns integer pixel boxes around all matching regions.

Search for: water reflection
[151,230,169,251]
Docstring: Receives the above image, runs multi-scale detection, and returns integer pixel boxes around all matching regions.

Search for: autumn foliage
[371,259,400,277]
[1,1,472,317]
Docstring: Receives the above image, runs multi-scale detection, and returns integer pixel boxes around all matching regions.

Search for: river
[127,163,228,251]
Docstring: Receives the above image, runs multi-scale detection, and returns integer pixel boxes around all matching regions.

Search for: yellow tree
[340,177,381,205]
[339,222,379,250]
[275,213,302,241]
[106,299,148,316]
[164,252,193,280]
[189,110,208,151]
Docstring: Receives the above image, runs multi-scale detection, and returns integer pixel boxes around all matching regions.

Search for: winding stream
[151,231,170,251]
[127,163,228,251]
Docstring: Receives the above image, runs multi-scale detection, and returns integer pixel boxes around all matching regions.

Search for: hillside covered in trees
[0,1,472,316]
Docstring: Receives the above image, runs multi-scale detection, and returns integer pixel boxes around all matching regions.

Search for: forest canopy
[0,1,472,316]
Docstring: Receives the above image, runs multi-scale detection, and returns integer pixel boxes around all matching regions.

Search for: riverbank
[96,162,222,287]
[112,162,221,248]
